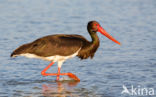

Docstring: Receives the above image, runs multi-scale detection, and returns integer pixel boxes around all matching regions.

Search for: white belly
[20,48,80,62]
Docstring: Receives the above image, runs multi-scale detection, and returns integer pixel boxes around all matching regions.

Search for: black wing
[11,34,89,57]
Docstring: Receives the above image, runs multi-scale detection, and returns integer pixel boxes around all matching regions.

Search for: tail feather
[10,52,16,57]
[10,43,31,57]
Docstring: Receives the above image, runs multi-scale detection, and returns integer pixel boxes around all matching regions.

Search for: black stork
[11,21,120,81]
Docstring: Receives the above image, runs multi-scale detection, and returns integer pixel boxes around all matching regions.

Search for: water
[0,0,155,97]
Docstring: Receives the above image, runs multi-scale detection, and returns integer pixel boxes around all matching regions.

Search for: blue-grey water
[0,0,156,97]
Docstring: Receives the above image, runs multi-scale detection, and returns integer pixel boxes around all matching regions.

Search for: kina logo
[121,85,155,96]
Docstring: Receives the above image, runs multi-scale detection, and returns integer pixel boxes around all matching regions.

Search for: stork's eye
[93,24,98,26]
[93,24,100,28]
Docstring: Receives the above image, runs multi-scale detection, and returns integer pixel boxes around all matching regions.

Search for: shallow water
[0,0,156,97]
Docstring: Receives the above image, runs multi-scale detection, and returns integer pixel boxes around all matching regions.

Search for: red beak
[98,26,121,45]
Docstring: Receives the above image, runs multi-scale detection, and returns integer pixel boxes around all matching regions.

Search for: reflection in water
[42,81,80,97]
[1,0,155,96]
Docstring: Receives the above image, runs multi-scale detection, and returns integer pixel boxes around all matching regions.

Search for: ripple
[0,0,156,97]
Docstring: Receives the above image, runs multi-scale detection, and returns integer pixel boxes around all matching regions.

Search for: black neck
[88,29,99,44]
[77,28,100,59]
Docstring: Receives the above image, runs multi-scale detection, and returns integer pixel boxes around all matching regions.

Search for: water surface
[0,0,156,97]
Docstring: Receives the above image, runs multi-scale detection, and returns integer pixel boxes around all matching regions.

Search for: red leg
[56,67,61,81]
[41,62,56,76]
[41,62,80,81]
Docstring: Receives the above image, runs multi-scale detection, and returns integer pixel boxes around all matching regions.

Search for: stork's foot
[67,72,80,81]
[41,72,80,81]
[55,72,80,81]
[41,62,80,81]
